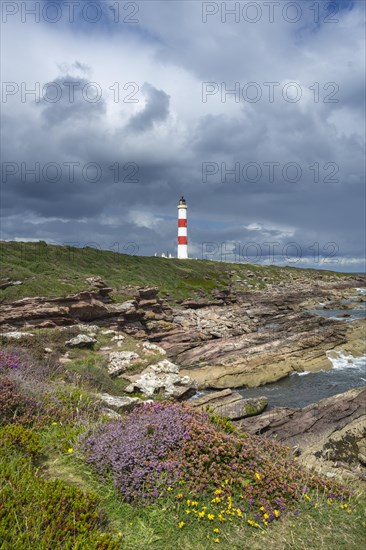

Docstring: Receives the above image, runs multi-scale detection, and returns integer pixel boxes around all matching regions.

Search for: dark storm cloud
[40,76,106,126]
[127,83,170,132]
[0,0,365,271]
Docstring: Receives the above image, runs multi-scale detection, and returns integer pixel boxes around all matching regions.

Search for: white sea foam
[326,350,366,371]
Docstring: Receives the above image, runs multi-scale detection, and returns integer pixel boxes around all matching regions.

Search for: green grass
[39,435,366,550]
[0,241,353,303]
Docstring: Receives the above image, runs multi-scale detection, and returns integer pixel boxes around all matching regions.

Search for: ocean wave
[326,350,366,371]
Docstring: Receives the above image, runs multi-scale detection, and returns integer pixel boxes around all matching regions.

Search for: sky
[1,0,365,271]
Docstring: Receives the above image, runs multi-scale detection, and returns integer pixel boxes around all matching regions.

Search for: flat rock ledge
[97,393,151,413]
[190,389,268,420]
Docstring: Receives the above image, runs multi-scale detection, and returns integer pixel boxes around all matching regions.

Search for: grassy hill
[0,241,351,303]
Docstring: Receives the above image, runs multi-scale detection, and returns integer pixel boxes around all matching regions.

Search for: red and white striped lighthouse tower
[177,196,188,259]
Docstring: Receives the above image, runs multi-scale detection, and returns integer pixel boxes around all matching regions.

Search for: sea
[236,288,366,408]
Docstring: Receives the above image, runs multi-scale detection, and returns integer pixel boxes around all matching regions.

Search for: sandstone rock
[107,351,140,376]
[97,393,147,412]
[236,386,366,477]
[142,341,167,355]
[1,331,35,339]
[0,292,110,327]
[138,287,159,300]
[190,389,268,420]
[65,334,97,348]
[111,334,125,342]
[76,324,99,335]
[109,301,137,314]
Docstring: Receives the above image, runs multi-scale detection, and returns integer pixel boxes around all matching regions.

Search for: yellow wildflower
[218,513,225,522]
[214,489,223,495]
[263,513,269,520]
[52,422,57,426]
[207,514,215,521]
[186,499,191,506]
[117,532,123,537]
[178,521,185,529]
[237,509,243,517]
[314,503,318,509]
[214,538,220,543]
[198,511,205,519]
[255,473,261,480]
[304,494,311,501]
[192,501,198,507]
[176,493,183,500]
[213,528,220,533]
[185,510,191,515]
[247,519,259,528]
[67,448,73,454]
[167,486,173,492]
[274,510,279,518]
[260,506,265,511]
[225,479,229,485]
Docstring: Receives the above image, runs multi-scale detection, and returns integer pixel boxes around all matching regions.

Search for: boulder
[142,341,167,355]
[1,331,35,339]
[107,351,140,376]
[65,334,97,348]
[97,393,149,412]
[124,359,197,399]
[138,287,159,300]
[190,389,268,420]
[76,324,99,335]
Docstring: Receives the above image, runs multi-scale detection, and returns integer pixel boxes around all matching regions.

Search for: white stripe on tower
[177,196,188,259]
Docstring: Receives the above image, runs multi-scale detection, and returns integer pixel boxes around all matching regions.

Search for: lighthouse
[177,196,188,259]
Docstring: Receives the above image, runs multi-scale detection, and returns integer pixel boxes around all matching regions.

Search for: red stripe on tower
[177,196,188,259]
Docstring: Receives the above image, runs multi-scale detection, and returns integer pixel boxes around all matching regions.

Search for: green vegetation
[0,344,365,549]
[0,241,351,303]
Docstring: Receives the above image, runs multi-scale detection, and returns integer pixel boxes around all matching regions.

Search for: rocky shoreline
[1,274,365,390]
[1,272,365,482]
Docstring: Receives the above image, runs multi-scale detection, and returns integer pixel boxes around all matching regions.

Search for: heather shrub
[83,402,350,527]
[0,346,65,381]
[0,349,22,371]
[0,349,100,426]
[0,377,39,425]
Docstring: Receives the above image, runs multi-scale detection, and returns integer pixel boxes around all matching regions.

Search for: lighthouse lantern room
[177,196,188,259]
